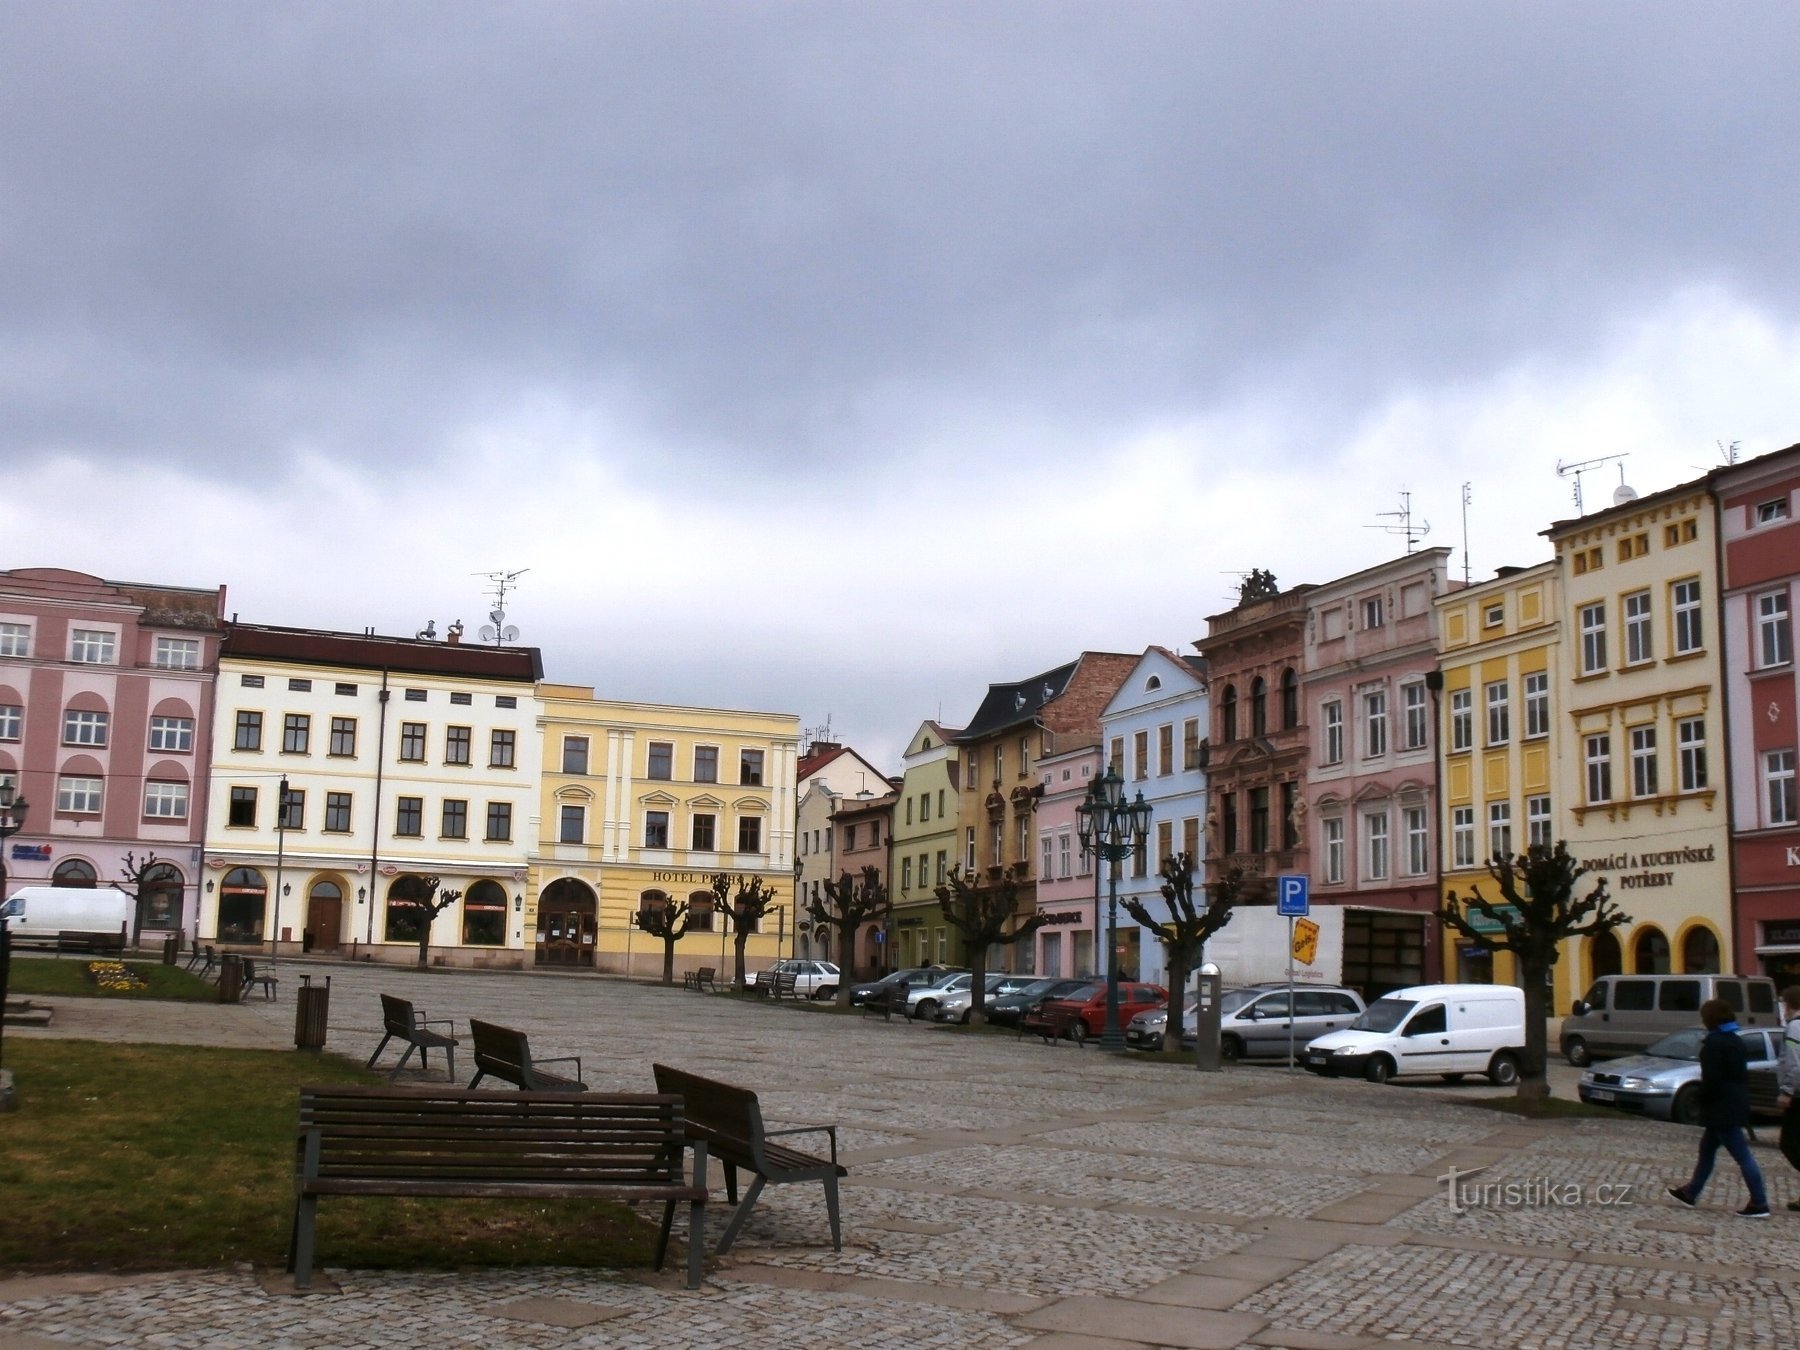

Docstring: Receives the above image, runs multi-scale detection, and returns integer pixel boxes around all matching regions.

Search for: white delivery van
[0,885,133,946]
[1300,983,1527,1086]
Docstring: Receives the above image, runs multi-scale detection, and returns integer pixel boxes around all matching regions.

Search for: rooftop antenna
[1366,490,1430,553]
[1459,482,1472,585]
[1555,453,1629,515]
[1697,439,1740,471]
[474,568,528,646]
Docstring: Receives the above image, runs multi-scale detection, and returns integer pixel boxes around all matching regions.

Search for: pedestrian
[1668,997,1770,1218]
[1776,985,1800,1211]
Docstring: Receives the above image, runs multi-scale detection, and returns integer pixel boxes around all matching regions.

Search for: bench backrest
[772,970,797,993]
[297,1086,687,1183]
[470,1017,534,1080]
[379,993,419,1038]
[653,1063,770,1165]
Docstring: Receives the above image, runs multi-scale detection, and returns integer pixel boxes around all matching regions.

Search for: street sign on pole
[1276,874,1310,917]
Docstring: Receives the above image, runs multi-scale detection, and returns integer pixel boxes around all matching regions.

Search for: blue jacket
[1697,1024,1752,1129]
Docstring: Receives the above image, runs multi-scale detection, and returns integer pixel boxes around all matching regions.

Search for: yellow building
[1434,561,1563,999]
[888,720,964,969]
[1545,476,1731,991]
[531,685,800,978]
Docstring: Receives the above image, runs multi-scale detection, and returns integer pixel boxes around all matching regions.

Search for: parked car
[1578,1026,1783,1124]
[904,971,979,1020]
[985,978,1092,1027]
[1561,974,1780,1066]
[931,973,1043,1023]
[1126,997,1194,1051]
[1036,981,1169,1043]
[745,959,841,999]
[1303,983,1526,1085]
[847,967,943,1007]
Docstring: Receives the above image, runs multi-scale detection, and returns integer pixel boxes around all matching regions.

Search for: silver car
[1141,984,1365,1058]
[903,971,975,1020]
[931,973,1041,1023]
[1578,1026,1781,1124]
[745,959,840,999]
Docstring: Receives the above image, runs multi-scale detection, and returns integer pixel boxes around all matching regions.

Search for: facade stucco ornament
[1771,700,1784,723]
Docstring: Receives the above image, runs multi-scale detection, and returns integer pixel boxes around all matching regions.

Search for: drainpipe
[1708,484,1742,971]
[1425,668,1445,984]
[366,670,390,948]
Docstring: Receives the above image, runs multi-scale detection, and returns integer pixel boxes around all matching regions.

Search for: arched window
[52,858,97,887]
[688,889,715,933]
[142,862,184,929]
[1281,668,1299,729]
[1220,685,1238,742]
[218,867,267,943]
[384,874,436,943]
[1632,926,1670,975]
[1250,678,1267,737]
[1589,930,1623,981]
[1680,927,1720,974]
[462,879,507,946]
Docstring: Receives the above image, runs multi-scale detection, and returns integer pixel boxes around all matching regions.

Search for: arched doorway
[217,867,267,943]
[1633,926,1671,974]
[141,863,184,932]
[306,880,344,953]
[53,859,97,887]
[1589,930,1623,981]
[536,878,596,967]
[1681,926,1721,974]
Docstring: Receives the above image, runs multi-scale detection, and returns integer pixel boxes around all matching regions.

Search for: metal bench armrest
[534,1055,582,1073]
[763,1123,838,1163]
[417,1017,456,1032]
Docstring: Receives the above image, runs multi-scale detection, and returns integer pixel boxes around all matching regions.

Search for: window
[496,695,517,709]
[1249,787,1270,853]
[1571,546,1602,575]
[1220,793,1237,854]
[738,816,763,853]
[1630,726,1658,798]
[234,710,263,751]
[965,827,975,871]
[559,804,585,844]
[395,797,423,836]
[1624,590,1653,665]
[1323,816,1345,883]
[399,722,426,760]
[1672,579,1703,655]
[442,799,468,839]
[1452,806,1475,868]
[1585,734,1612,804]
[901,857,914,891]
[1766,750,1797,826]
[1484,681,1509,746]
[318,716,353,757]
[146,714,194,751]
[1041,832,1055,879]
[1364,811,1389,880]
[1404,806,1429,875]
[288,678,312,692]
[993,746,1004,782]
[404,688,426,702]
[445,726,472,765]
[644,810,670,848]
[936,850,947,885]
[1158,724,1174,776]
[153,636,200,669]
[1133,729,1149,780]
[1108,736,1124,776]
[904,797,913,826]
[646,741,671,779]
[1059,831,1072,878]
[1757,591,1792,667]
[740,749,765,785]
[1488,802,1511,861]
[937,789,946,817]
[335,682,357,696]
[280,713,310,754]
[0,704,19,741]
[1183,718,1201,770]
[691,813,716,851]
[1527,795,1552,848]
[1402,683,1428,750]
[324,792,352,832]
[69,629,115,664]
[1321,701,1343,764]
[62,708,109,746]
[1523,671,1549,739]
[1363,689,1387,758]
[1363,596,1385,629]
[279,788,304,830]
[845,824,859,850]
[449,691,471,706]
[1484,603,1504,628]
[1281,668,1299,729]
[228,786,257,827]
[485,802,513,841]
[1250,678,1267,737]
[1665,519,1698,546]
[1617,532,1648,562]
[1678,717,1708,792]
[1757,498,1791,524]
[1220,686,1237,742]
[56,776,102,813]
[144,781,188,819]
[240,673,264,688]
[490,729,516,768]
[919,794,930,822]
[694,746,718,782]
[0,622,29,656]
[1580,603,1607,675]
[1450,688,1472,752]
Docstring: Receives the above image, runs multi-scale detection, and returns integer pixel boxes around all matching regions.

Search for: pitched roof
[954,659,1080,741]
[222,622,542,682]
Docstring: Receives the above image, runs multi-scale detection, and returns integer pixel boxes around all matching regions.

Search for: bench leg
[722,1162,739,1204]
[389,1042,418,1082]
[715,1174,765,1256]
[365,1033,394,1072]
[687,1195,706,1289]
[823,1174,842,1251]
[654,1198,675,1273]
[291,1195,318,1288]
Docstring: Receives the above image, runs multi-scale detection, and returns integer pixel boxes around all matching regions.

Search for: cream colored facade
[532,685,800,978]
[1435,562,1562,999]
[1547,479,1732,988]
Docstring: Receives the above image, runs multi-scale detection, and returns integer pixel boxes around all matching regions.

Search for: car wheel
[1441,1073,1465,1083]
[1488,1052,1520,1087]
[1562,1037,1590,1067]
[814,985,836,1001]
[1068,1020,1088,1045]
[1672,1084,1702,1126]
[1221,1034,1244,1063]
[915,999,937,1021]
[1364,1056,1394,1085]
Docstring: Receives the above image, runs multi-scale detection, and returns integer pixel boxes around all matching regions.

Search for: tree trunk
[662,936,676,985]
[734,933,749,990]
[417,934,429,968]
[1159,947,1194,1057]
[1518,960,1551,1101]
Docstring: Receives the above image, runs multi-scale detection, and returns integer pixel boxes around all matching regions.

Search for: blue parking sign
[1276,875,1310,917]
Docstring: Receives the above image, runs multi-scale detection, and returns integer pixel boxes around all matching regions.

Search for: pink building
[831,789,895,978]
[0,567,227,938]
[1031,743,1100,978]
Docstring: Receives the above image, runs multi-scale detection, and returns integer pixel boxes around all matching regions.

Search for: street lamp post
[1076,766,1152,1053]
[1,781,33,1076]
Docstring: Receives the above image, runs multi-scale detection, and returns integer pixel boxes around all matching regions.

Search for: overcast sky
[6,2,1799,771]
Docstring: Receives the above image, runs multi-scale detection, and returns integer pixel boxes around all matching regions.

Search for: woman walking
[1667,997,1770,1218]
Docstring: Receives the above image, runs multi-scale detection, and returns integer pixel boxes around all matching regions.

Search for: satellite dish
[502,626,519,643]
[1613,483,1639,506]
[479,625,497,642]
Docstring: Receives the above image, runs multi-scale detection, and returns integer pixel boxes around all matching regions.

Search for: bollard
[1192,968,1223,1073]
[162,934,179,966]
[295,974,331,1052]
[217,954,243,1004]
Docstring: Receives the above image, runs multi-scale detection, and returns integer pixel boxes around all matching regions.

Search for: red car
[1038,982,1170,1043]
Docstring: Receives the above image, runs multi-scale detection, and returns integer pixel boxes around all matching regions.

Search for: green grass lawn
[0,1041,658,1275]
[6,956,219,1002]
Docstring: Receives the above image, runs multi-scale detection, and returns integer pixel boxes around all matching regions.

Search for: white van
[0,886,133,946]
[1301,983,1527,1086]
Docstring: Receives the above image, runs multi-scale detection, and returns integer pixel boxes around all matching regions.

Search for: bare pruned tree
[1120,851,1243,1056]
[805,868,887,1007]
[932,864,1051,1025]
[391,874,460,968]
[714,873,780,989]
[636,892,693,986]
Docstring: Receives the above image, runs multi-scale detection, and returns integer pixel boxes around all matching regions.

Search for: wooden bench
[240,957,279,1001]
[467,1018,587,1091]
[860,982,909,1020]
[184,942,215,976]
[365,994,459,1082]
[286,1085,707,1289]
[1019,1003,1085,1045]
[760,970,800,1000]
[683,966,719,993]
[55,929,127,956]
[653,1062,845,1256]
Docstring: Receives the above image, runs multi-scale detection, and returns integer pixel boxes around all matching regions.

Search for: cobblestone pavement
[5,958,1798,1348]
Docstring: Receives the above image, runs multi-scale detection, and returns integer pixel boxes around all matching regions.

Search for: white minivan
[1301,983,1527,1086]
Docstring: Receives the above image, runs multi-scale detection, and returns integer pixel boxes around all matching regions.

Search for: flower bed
[85,960,149,993]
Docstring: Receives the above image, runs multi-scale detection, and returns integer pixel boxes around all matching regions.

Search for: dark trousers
[1782,1098,1800,1176]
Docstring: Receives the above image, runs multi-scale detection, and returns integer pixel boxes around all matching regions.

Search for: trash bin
[217,954,243,1004]
[295,974,330,1052]
[162,934,179,966]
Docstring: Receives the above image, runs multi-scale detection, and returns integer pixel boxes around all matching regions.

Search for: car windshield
[1059,983,1102,1002]
[1643,1028,1707,1061]
[1003,978,1063,998]
[1352,998,1416,1033]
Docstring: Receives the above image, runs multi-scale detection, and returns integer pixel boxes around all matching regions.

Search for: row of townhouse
[794,441,1800,1003]
[1,569,801,972]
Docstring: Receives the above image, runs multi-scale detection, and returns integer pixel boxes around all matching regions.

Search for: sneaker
[1667,1186,1696,1207]
[1738,1204,1771,1220]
